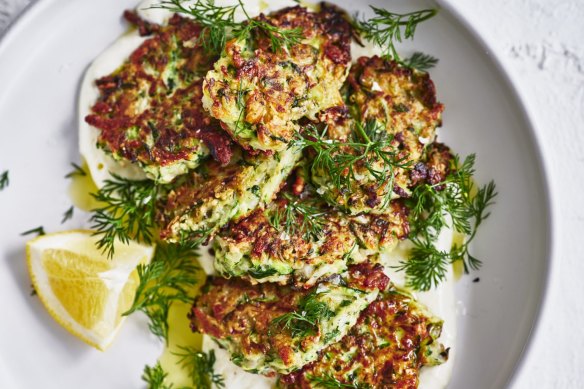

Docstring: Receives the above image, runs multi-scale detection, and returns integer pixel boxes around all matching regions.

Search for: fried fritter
[158,147,301,244]
[311,56,444,214]
[86,13,232,183]
[202,4,352,152]
[189,264,388,375]
[213,192,409,287]
[279,287,449,388]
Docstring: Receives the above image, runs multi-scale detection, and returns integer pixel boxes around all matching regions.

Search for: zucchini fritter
[86,13,232,183]
[409,142,454,188]
[202,5,352,152]
[279,288,449,388]
[213,193,409,287]
[190,264,388,375]
[311,56,444,214]
[158,147,301,243]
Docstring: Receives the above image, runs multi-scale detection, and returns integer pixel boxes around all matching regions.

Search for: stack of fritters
[87,4,451,387]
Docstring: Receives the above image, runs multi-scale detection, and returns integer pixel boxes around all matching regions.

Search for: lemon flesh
[26,230,155,351]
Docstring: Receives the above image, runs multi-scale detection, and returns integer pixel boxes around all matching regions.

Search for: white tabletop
[1,0,582,388]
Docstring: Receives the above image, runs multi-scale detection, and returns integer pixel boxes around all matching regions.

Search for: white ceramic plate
[0,0,553,388]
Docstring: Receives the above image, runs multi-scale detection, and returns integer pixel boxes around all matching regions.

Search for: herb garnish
[21,226,46,237]
[404,51,438,72]
[90,174,159,258]
[233,82,252,136]
[307,374,362,389]
[268,192,327,242]
[397,154,497,291]
[354,6,437,63]
[142,362,173,389]
[61,206,75,224]
[0,170,9,191]
[173,347,225,388]
[248,266,278,279]
[123,244,199,342]
[64,162,87,178]
[152,0,303,55]
[293,120,410,209]
[271,290,334,338]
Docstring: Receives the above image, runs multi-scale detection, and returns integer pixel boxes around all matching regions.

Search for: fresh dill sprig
[61,206,75,224]
[405,51,438,72]
[123,244,199,343]
[397,237,451,292]
[152,0,303,55]
[234,7,304,53]
[0,170,9,190]
[89,174,158,258]
[307,374,361,389]
[396,154,497,291]
[177,227,213,250]
[21,226,46,237]
[151,0,238,55]
[268,193,327,242]
[173,347,225,388]
[271,290,334,338]
[64,162,86,178]
[293,120,410,209]
[354,6,437,63]
[142,362,173,389]
[233,81,252,136]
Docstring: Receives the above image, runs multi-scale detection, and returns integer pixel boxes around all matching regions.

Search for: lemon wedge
[26,230,155,351]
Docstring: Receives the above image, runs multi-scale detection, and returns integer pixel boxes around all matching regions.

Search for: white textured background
[1,0,582,388]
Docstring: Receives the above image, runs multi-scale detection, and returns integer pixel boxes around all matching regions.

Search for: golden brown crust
[202,5,353,152]
[279,289,449,388]
[311,56,444,214]
[157,160,243,241]
[85,14,232,181]
[156,146,301,244]
[191,264,387,375]
[409,142,454,188]
[213,192,409,287]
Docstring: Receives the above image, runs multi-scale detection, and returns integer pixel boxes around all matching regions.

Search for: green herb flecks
[142,362,173,389]
[89,174,159,258]
[248,266,278,279]
[307,374,362,389]
[397,154,497,291]
[268,192,327,242]
[61,206,75,224]
[404,51,438,72]
[65,162,87,179]
[293,120,410,209]
[173,347,225,388]
[123,244,199,343]
[0,170,9,191]
[233,82,251,136]
[152,0,303,55]
[354,6,437,63]
[21,226,46,237]
[271,290,334,338]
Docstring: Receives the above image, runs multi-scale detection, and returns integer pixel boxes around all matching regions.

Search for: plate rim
[435,1,557,387]
[0,0,557,388]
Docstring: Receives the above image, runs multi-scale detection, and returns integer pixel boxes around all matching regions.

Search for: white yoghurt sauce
[78,1,456,387]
